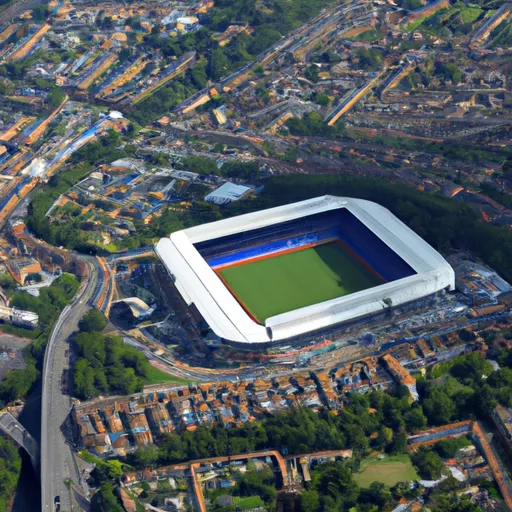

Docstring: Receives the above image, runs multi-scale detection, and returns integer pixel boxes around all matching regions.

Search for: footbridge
[0,412,39,471]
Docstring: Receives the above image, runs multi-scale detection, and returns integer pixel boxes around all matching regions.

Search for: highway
[40,257,100,512]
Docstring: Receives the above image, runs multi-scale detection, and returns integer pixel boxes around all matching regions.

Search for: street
[40,258,99,512]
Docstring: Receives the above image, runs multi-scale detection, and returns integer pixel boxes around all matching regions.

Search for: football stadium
[156,196,455,346]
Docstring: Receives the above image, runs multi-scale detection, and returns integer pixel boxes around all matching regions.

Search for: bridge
[0,412,39,471]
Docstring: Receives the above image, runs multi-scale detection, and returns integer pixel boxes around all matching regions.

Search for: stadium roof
[155,196,455,344]
[204,182,252,205]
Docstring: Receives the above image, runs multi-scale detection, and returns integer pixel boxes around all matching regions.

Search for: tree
[359,482,393,510]
[0,436,22,512]
[189,62,208,88]
[389,430,408,454]
[31,5,48,21]
[73,358,97,399]
[48,87,66,108]
[299,490,320,511]
[310,461,360,510]
[0,363,39,402]
[374,426,393,450]
[208,48,229,80]
[315,93,330,106]
[422,386,456,425]
[404,407,427,432]
[91,482,124,512]
[412,449,445,480]
[132,445,159,468]
[79,309,108,333]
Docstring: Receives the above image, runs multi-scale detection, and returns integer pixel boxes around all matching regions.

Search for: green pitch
[218,242,382,324]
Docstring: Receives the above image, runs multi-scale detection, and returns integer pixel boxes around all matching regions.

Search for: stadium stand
[196,209,416,283]
[156,196,455,345]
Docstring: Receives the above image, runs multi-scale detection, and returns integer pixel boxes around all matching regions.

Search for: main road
[41,257,100,512]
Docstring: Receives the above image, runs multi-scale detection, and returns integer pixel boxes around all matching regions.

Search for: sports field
[353,455,419,487]
[217,242,383,323]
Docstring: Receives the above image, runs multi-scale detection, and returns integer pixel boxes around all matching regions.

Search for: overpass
[108,246,155,262]
[41,256,99,512]
[0,412,39,471]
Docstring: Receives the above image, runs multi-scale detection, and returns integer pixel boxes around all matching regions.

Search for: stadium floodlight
[156,196,455,345]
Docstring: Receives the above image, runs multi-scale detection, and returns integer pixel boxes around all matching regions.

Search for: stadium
[155,196,455,346]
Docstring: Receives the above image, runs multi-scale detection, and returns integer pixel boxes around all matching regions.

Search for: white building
[204,182,253,206]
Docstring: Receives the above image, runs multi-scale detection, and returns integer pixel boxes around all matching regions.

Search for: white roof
[205,182,252,205]
[155,196,455,344]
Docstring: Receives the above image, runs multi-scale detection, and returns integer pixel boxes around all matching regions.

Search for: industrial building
[204,182,253,206]
[156,196,455,345]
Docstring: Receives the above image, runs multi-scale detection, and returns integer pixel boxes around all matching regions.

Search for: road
[40,257,99,512]
[0,0,42,25]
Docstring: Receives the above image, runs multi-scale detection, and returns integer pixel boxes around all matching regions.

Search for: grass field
[218,242,382,323]
[144,365,191,386]
[354,455,419,487]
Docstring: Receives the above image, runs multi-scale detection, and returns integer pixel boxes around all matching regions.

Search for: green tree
[315,92,330,106]
[422,386,456,425]
[404,407,427,432]
[310,461,359,510]
[91,482,124,512]
[359,482,393,510]
[79,309,108,333]
[412,449,445,480]
[208,48,229,80]
[48,87,66,108]
[0,436,22,512]
[0,363,39,402]
[299,490,320,512]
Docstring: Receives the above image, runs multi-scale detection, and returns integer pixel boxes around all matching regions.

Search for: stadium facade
[155,196,455,345]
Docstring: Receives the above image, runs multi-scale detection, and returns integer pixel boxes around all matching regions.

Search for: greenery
[127,390,420,470]
[73,332,150,399]
[353,454,419,487]
[431,437,472,459]
[286,111,346,138]
[412,448,445,480]
[79,308,108,333]
[347,28,382,42]
[0,273,17,295]
[0,436,22,512]
[79,451,124,480]
[94,345,512,510]
[288,116,511,165]
[314,92,331,106]
[179,156,260,180]
[0,363,39,403]
[298,460,361,511]
[10,273,79,326]
[235,467,276,508]
[91,482,124,512]
[48,86,66,108]
[0,274,80,403]
[354,48,383,70]
[144,365,191,386]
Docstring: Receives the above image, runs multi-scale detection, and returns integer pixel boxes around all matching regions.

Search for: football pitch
[217,241,383,323]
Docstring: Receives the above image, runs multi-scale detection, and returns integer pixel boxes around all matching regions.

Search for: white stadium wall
[155,196,455,344]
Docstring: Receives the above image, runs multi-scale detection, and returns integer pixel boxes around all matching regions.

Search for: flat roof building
[204,182,253,206]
